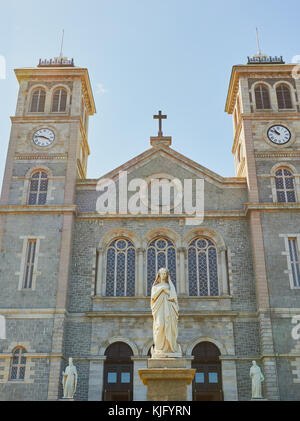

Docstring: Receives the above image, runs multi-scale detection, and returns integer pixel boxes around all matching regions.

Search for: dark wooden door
[103,343,133,401]
[192,342,223,401]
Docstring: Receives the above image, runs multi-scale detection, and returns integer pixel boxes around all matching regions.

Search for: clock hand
[37,135,50,140]
[274,129,280,136]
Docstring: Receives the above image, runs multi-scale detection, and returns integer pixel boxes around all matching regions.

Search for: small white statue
[250,361,264,399]
[62,358,78,399]
[150,268,182,357]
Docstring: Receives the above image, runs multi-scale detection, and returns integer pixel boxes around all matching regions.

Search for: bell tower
[226,55,300,400]
[0,56,96,400]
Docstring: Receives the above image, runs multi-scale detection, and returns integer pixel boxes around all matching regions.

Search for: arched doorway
[103,342,133,401]
[192,342,223,401]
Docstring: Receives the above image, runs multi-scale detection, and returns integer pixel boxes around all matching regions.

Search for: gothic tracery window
[9,347,26,381]
[254,84,271,110]
[188,238,219,296]
[275,168,297,203]
[30,88,46,113]
[52,88,68,112]
[147,238,177,296]
[105,239,136,297]
[28,171,49,205]
[276,84,292,109]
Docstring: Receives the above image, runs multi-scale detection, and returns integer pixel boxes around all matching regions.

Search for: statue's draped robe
[151,278,180,353]
[63,365,77,398]
[250,365,264,398]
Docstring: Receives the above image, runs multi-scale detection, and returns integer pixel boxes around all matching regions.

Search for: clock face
[32,128,55,147]
[267,125,291,145]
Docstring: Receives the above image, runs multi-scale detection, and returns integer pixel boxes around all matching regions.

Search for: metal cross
[153,110,167,137]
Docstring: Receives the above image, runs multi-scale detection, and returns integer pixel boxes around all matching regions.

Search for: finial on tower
[59,29,65,59]
[256,27,262,57]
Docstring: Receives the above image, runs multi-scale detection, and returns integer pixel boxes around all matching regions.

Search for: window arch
[105,238,136,297]
[52,88,68,112]
[30,88,46,113]
[28,171,49,205]
[254,84,271,110]
[276,84,292,109]
[9,347,26,381]
[146,238,177,296]
[275,168,297,203]
[188,238,219,296]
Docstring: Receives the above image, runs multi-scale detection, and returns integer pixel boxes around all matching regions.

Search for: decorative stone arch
[26,83,50,113]
[273,80,297,110]
[49,83,72,114]
[21,165,55,205]
[142,339,154,357]
[251,81,274,111]
[270,162,299,203]
[99,229,141,250]
[99,337,139,357]
[186,337,227,357]
[183,227,226,250]
[142,227,181,249]
[183,228,229,296]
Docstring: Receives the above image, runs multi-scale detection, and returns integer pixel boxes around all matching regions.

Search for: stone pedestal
[251,398,268,401]
[58,398,75,401]
[138,358,195,401]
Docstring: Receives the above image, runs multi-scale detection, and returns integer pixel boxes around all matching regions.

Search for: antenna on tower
[59,29,65,59]
[256,27,262,57]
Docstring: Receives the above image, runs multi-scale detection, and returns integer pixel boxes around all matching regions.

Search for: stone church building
[0,54,300,401]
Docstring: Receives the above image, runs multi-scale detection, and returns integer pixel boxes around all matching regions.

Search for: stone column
[137,248,145,296]
[132,358,147,401]
[96,248,104,296]
[220,358,238,401]
[220,248,229,295]
[178,247,187,296]
[88,357,106,401]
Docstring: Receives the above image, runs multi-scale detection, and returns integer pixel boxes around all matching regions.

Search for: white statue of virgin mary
[150,268,182,358]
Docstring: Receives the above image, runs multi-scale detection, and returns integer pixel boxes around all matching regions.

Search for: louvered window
[30,89,46,112]
[52,88,67,112]
[255,85,271,109]
[276,84,292,109]
[28,171,48,205]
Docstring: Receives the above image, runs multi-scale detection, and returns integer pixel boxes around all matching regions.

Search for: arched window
[28,171,48,205]
[276,84,292,109]
[275,168,297,203]
[9,347,26,381]
[103,342,133,401]
[147,238,177,296]
[52,88,68,112]
[30,88,46,113]
[105,239,136,297]
[254,84,271,110]
[188,238,219,296]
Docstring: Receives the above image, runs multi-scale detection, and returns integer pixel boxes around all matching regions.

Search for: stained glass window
[147,238,177,296]
[9,348,26,381]
[275,169,296,203]
[188,238,219,296]
[105,239,136,297]
[288,238,300,288]
[28,171,48,205]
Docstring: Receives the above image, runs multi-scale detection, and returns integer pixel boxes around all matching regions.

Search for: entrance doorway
[103,342,133,401]
[192,342,223,401]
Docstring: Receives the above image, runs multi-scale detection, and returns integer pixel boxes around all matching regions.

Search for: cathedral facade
[0,55,300,401]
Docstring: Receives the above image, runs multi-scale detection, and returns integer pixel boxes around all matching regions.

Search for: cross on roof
[153,110,167,137]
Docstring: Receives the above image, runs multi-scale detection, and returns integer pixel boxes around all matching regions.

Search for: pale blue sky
[1,0,300,191]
